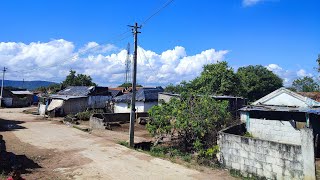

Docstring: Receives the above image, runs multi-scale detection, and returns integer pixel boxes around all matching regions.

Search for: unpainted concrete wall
[90,112,149,129]
[88,96,111,109]
[248,118,301,145]
[218,125,315,180]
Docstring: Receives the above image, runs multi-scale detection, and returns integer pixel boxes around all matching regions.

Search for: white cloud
[266,63,282,72]
[266,64,315,86]
[297,69,313,78]
[0,39,228,87]
[242,0,264,6]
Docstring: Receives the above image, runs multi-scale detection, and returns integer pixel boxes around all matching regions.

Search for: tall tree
[292,76,319,92]
[237,65,283,102]
[118,83,142,88]
[190,61,241,95]
[61,70,96,87]
[317,54,320,72]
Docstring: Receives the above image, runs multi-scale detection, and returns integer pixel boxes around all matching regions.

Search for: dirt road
[0,107,234,180]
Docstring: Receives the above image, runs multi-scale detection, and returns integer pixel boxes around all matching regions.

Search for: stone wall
[248,118,301,145]
[217,124,315,179]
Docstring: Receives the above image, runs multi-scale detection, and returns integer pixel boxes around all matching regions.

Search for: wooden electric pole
[128,23,141,147]
[0,67,7,107]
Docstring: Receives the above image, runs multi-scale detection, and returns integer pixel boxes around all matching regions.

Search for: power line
[141,0,175,26]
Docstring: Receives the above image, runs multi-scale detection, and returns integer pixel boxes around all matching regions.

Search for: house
[240,87,320,145]
[0,89,33,107]
[108,88,124,98]
[113,87,164,113]
[47,86,111,116]
[217,87,318,179]
[158,92,246,118]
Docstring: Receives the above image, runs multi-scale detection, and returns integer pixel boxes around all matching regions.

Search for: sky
[0,0,319,87]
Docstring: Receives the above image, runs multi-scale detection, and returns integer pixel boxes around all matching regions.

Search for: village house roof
[57,86,95,96]
[11,91,33,95]
[50,86,110,100]
[252,87,320,108]
[114,87,164,103]
[108,89,123,97]
[240,87,320,114]
[297,92,320,102]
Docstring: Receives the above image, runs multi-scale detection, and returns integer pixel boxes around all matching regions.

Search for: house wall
[2,98,13,107]
[142,102,158,112]
[90,112,149,129]
[62,97,88,115]
[88,96,111,109]
[217,125,315,179]
[11,95,33,107]
[38,103,46,115]
[114,102,145,113]
[248,118,301,145]
[158,93,179,103]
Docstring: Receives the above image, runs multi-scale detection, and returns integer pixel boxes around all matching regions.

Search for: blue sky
[0,0,319,86]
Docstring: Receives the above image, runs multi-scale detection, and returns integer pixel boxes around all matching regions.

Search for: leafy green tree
[147,93,232,154]
[292,76,319,92]
[164,81,191,94]
[61,70,96,88]
[237,65,283,102]
[190,62,241,95]
[316,54,320,72]
[118,82,142,88]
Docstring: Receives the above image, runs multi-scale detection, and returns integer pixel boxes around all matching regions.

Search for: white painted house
[113,87,163,113]
[240,87,320,146]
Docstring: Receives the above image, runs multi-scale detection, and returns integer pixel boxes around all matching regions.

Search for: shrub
[147,93,232,155]
[75,109,104,121]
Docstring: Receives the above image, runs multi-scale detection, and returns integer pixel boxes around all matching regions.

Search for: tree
[317,54,320,72]
[118,82,142,88]
[190,62,240,95]
[164,81,190,94]
[237,65,283,102]
[292,76,319,92]
[61,70,96,88]
[147,93,232,155]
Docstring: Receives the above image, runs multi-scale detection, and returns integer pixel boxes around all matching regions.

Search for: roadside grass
[0,170,8,179]
[230,169,267,180]
[117,141,224,175]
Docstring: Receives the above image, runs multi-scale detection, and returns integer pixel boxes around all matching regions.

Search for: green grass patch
[243,132,254,138]
[118,140,129,147]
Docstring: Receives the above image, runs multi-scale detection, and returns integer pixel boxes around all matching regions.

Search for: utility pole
[0,67,7,107]
[128,23,141,147]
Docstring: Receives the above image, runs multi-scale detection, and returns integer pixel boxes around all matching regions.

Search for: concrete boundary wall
[217,124,315,180]
[248,118,301,145]
[90,112,149,129]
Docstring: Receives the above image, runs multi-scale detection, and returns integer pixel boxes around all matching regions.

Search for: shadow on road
[0,118,26,132]
[1,152,42,174]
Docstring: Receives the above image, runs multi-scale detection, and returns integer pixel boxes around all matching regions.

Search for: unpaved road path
[0,107,234,180]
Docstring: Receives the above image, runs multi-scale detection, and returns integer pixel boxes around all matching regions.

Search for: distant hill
[1,80,58,90]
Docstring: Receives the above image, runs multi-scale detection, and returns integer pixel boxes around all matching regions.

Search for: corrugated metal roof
[297,92,320,102]
[114,87,164,103]
[11,91,33,95]
[109,89,122,97]
[57,86,95,96]
[50,94,87,100]
[240,105,320,115]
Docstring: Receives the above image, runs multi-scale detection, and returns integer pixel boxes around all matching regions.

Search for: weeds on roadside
[243,132,254,138]
[230,169,267,180]
[118,141,129,147]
